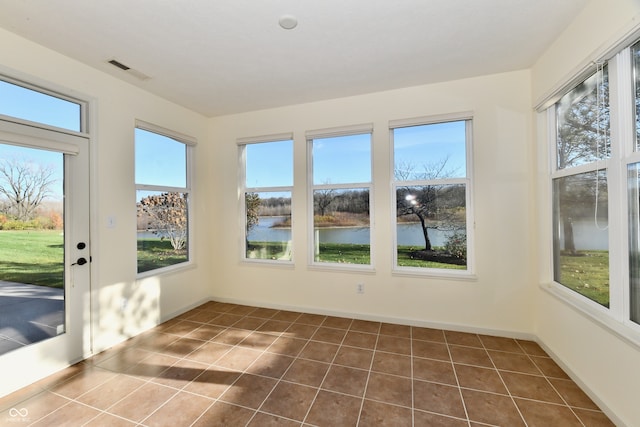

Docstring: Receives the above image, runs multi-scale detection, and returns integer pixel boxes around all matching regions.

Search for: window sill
[541,282,640,351]
[136,261,196,280]
[241,258,295,269]
[307,263,376,274]
[392,267,477,282]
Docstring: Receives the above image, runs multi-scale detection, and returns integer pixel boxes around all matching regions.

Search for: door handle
[72,257,88,266]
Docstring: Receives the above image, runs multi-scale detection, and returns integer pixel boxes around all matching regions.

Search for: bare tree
[396,157,464,251]
[555,68,610,256]
[314,188,337,216]
[0,157,57,221]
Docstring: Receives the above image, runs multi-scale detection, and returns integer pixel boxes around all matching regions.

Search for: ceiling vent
[107,59,151,81]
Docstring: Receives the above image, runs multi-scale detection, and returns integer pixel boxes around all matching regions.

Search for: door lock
[72,257,88,266]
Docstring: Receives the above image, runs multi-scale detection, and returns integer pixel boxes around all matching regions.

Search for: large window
[552,67,610,307]
[391,118,472,274]
[239,135,293,262]
[308,125,372,267]
[630,40,640,324]
[545,38,640,333]
[135,123,194,274]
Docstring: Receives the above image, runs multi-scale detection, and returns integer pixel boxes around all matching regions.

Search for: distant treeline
[257,189,370,216]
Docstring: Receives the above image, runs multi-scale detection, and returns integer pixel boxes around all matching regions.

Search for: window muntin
[552,67,610,307]
[135,126,191,274]
[0,79,82,132]
[392,119,471,273]
[309,130,372,267]
[242,139,293,262]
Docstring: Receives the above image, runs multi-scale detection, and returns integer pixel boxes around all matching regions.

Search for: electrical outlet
[356,283,365,294]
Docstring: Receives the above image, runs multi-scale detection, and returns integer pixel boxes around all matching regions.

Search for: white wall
[208,69,536,336]
[0,27,211,356]
[532,1,640,426]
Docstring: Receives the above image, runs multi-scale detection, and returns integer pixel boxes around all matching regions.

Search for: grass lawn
[249,241,466,269]
[0,230,64,288]
[315,243,371,264]
[557,250,609,307]
[137,238,188,273]
[397,246,466,270]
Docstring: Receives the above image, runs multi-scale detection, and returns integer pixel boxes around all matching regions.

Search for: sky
[1,78,467,202]
[0,79,187,199]
[245,121,467,190]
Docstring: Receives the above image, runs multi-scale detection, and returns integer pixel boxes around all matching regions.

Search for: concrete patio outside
[0,280,63,355]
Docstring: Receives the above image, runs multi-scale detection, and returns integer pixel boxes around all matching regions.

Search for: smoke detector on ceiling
[279,15,298,30]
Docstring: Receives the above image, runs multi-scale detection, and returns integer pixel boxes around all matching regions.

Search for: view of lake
[247,216,457,247]
[559,218,609,250]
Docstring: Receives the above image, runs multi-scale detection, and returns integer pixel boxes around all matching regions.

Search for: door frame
[0,119,91,397]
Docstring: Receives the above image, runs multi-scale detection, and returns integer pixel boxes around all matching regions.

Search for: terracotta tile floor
[0,301,615,426]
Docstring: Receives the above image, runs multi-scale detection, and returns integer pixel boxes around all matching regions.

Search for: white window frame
[307,123,374,271]
[135,120,196,277]
[0,74,88,135]
[390,113,475,279]
[539,42,640,347]
[237,133,294,265]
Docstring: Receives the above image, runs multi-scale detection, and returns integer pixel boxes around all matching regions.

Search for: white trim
[134,123,193,276]
[306,123,373,139]
[208,296,536,339]
[135,119,197,146]
[0,119,86,154]
[307,127,374,269]
[390,117,474,277]
[236,132,293,145]
[535,335,624,427]
[239,140,294,264]
[389,111,473,129]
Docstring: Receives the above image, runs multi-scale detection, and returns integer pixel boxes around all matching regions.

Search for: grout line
[355,321,381,427]
[443,330,472,427]
[484,338,530,427]
[299,318,353,425]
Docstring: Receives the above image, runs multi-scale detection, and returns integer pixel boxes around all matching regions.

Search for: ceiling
[0,0,588,117]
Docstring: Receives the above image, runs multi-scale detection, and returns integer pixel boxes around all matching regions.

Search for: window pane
[0,144,65,354]
[556,67,610,169]
[137,191,188,273]
[394,121,467,180]
[246,191,292,260]
[552,171,609,307]
[246,140,293,187]
[312,134,371,184]
[396,184,467,269]
[135,128,187,188]
[633,41,640,151]
[629,163,640,324]
[313,188,370,264]
[0,80,81,132]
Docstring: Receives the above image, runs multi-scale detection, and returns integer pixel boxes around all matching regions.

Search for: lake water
[247,216,456,247]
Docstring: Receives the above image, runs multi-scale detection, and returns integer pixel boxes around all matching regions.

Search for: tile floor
[0,301,615,426]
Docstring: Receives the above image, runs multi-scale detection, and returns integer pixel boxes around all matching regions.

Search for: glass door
[0,126,90,397]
